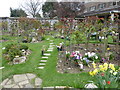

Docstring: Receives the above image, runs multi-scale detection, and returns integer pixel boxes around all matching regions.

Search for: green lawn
[1,35,95,88]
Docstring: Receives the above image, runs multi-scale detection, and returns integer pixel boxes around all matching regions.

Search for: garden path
[38,40,55,69]
[0,73,42,88]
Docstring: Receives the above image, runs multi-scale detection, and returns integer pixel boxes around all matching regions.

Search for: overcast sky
[0,0,46,17]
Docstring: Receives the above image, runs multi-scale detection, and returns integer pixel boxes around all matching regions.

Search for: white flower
[95,56,98,59]
[110,70,113,73]
[85,53,88,55]
[91,52,95,56]
[113,72,117,75]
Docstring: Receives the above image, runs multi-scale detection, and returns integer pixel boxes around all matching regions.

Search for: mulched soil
[56,43,120,73]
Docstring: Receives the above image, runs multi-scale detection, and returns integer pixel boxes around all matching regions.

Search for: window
[113,2,117,6]
[89,6,96,11]
[98,3,106,9]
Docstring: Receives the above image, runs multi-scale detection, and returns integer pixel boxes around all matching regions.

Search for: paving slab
[42,57,48,59]
[39,63,46,65]
[48,48,53,50]
[3,84,16,88]
[0,67,5,69]
[26,73,36,80]
[12,85,20,88]
[1,78,9,85]
[44,53,51,56]
[35,78,42,86]
[24,83,34,88]
[18,80,29,86]
[47,50,53,51]
[13,74,28,83]
[6,79,12,85]
[38,67,44,69]
[40,60,47,62]
[50,43,54,44]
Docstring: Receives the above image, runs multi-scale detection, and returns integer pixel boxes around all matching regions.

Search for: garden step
[0,67,5,69]
[40,60,47,62]
[38,67,44,69]
[39,63,46,65]
[44,53,51,56]
[42,57,48,59]
[50,43,54,44]
[47,50,53,51]
[48,48,53,50]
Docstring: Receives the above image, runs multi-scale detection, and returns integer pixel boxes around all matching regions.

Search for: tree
[10,8,27,17]
[42,1,85,18]
[22,0,42,17]
[42,0,57,18]
[53,1,85,18]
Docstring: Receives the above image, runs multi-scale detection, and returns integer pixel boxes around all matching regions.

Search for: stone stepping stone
[50,43,54,44]
[42,57,48,59]
[40,60,47,62]
[47,50,53,51]
[48,48,53,49]
[0,67,5,69]
[44,53,51,56]
[38,67,44,69]
[35,78,42,86]
[39,63,46,65]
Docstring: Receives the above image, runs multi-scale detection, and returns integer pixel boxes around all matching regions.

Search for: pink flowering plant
[89,62,120,88]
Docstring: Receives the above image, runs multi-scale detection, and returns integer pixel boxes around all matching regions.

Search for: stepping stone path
[0,73,42,88]
[38,40,55,69]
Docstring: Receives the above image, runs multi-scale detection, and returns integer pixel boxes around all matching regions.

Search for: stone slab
[44,53,51,56]
[40,60,47,62]
[24,83,34,88]
[0,67,5,69]
[13,74,28,83]
[26,73,36,80]
[42,57,48,59]
[38,67,44,69]
[1,78,9,86]
[4,84,16,88]
[18,80,29,86]
[48,48,53,50]
[50,43,54,44]
[6,79,12,85]
[35,78,42,86]
[12,85,20,88]
[47,50,53,51]
[39,63,46,65]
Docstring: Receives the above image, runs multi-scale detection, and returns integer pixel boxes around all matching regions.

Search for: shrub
[19,44,28,50]
[3,43,28,61]
[41,37,45,41]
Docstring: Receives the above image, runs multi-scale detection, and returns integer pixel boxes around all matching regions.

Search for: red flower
[101,73,104,76]
[107,81,111,85]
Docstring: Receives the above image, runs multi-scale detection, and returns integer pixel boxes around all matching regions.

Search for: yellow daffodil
[107,48,110,50]
[93,69,98,75]
[99,65,103,68]
[109,63,115,71]
[103,63,108,67]
[89,71,94,76]
[92,62,96,68]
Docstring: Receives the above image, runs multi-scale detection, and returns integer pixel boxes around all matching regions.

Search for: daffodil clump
[89,62,120,88]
